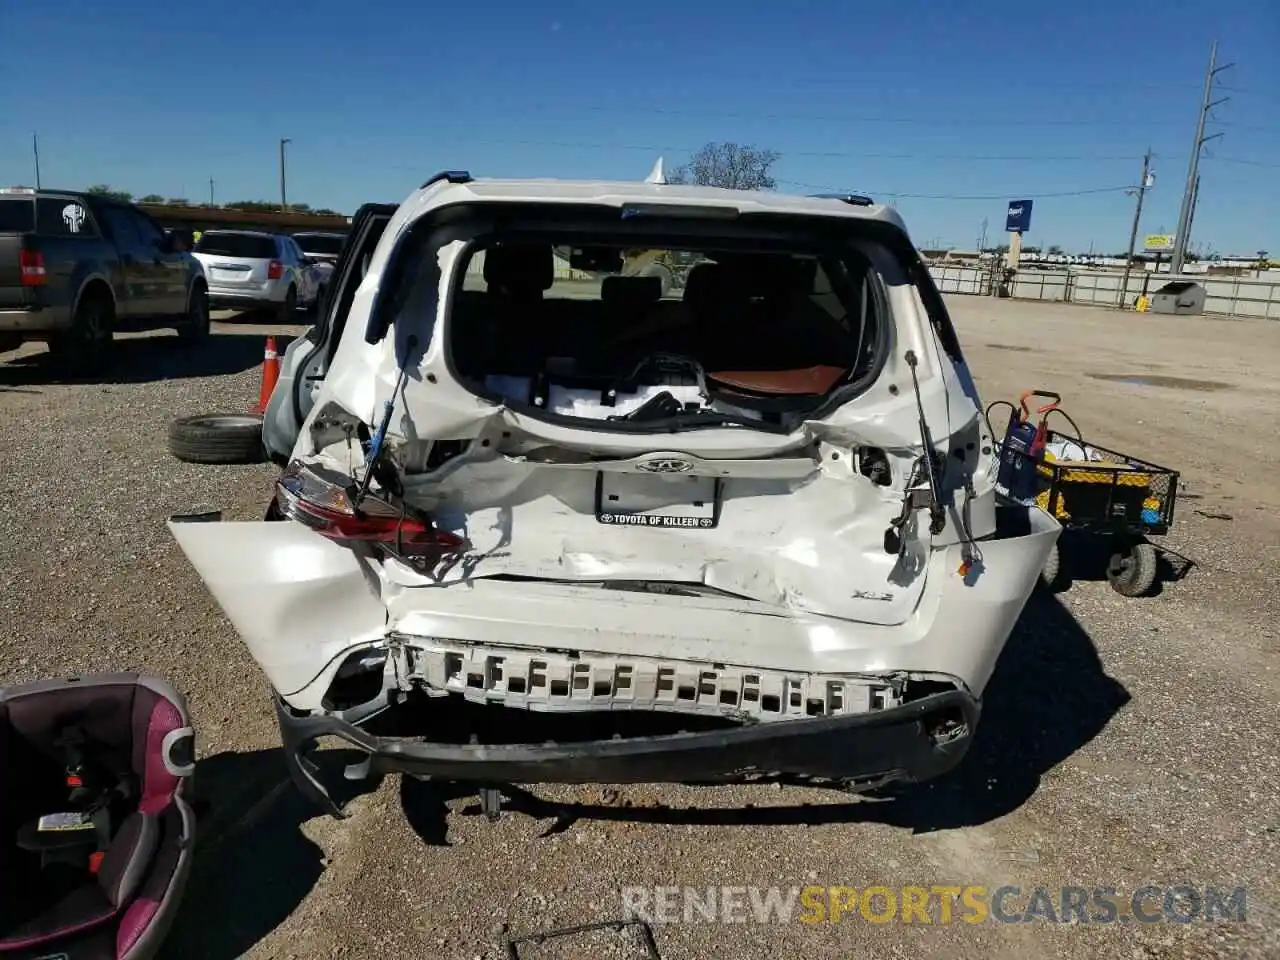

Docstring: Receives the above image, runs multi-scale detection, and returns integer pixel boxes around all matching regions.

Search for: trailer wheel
[168,414,265,465]
[1106,541,1158,597]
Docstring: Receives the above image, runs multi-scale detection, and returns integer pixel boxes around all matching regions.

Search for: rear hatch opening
[440,221,891,435]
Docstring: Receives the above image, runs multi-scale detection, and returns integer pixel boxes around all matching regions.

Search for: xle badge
[598,513,714,528]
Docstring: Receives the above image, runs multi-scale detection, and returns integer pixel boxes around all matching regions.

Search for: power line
[1212,120,1280,133]
[431,102,1194,128]
[1214,156,1280,169]
[370,136,1147,163]
[1217,85,1280,105]
[787,77,1207,94]
[777,179,1138,201]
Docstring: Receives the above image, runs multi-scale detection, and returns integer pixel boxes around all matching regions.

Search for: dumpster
[1149,280,1206,315]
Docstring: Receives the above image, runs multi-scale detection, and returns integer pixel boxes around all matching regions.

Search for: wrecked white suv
[170,171,1059,817]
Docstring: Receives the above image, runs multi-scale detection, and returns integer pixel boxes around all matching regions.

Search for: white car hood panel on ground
[168,518,389,698]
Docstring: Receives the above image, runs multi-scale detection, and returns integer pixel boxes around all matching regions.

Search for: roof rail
[810,192,874,206]
[420,170,473,189]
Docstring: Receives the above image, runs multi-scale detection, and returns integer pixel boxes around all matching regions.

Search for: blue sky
[1,0,1275,254]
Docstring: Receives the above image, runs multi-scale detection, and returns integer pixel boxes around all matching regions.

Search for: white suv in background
[192,229,321,320]
[292,230,347,302]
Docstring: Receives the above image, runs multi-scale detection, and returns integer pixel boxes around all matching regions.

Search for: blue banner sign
[1006,200,1033,233]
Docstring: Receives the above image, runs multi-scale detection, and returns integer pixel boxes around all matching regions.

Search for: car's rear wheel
[177,283,210,343]
[1038,540,1066,592]
[49,290,114,375]
[168,414,266,464]
[277,286,297,324]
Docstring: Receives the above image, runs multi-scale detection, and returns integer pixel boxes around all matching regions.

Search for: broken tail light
[274,460,464,556]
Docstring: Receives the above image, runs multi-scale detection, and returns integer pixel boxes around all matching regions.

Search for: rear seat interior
[450,241,871,394]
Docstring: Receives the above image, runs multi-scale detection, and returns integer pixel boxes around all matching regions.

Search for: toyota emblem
[636,457,694,474]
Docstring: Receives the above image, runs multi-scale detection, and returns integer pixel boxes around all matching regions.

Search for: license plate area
[595,472,721,529]
[212,264,251,282]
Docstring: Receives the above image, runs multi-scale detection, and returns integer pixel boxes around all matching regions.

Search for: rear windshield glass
[37,198,96,237]
[195,233,277,258]
[0,198,36,233]
[295,234,345,255]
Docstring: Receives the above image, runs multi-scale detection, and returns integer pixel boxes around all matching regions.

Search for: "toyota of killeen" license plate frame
[594,471,723,530]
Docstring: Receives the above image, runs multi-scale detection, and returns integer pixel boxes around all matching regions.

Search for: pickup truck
[0,187,209,373]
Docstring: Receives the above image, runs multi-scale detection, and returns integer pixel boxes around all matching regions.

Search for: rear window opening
[440,226,888,432]
[0,198,36,234]
[295,234,345,256]
[194,232,278,259]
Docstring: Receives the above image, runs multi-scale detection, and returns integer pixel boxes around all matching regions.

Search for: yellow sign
[1143,234,1175,251]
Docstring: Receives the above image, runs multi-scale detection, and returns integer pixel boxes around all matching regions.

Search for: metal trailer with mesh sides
[1002,429,1181,597]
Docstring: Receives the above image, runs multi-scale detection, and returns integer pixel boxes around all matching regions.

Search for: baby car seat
[0,673,195,960]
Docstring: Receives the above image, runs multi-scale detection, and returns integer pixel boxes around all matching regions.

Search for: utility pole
[1187,174,1201,260]
[1170,41,1232,275]
[279,138,291,212]
[1119,150,1154,307]
[978,217,988,252]
[208,177,215,206]
[32,133,41,189]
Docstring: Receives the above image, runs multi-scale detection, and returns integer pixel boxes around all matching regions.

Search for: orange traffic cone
[253,336,281,414]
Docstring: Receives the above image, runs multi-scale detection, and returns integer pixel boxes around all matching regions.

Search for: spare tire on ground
[168,413,265,464]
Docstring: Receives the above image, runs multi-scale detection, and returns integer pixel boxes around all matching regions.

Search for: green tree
[86,184,133,202]
[223,200,278,212]
[667,142,780,191]
[138,194,165,204]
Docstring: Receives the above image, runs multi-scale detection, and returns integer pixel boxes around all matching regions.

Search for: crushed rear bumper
[272,687,980,817]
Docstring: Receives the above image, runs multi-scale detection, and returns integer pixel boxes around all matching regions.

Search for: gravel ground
[2,299,1278,960]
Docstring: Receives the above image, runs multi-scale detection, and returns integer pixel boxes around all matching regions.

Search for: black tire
[177,283,210,343]
[277,286,297,324]
[1106,541,1159,597]
[168,414,265,465]
[1039,540,1065,592]
[49,289,114,374]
